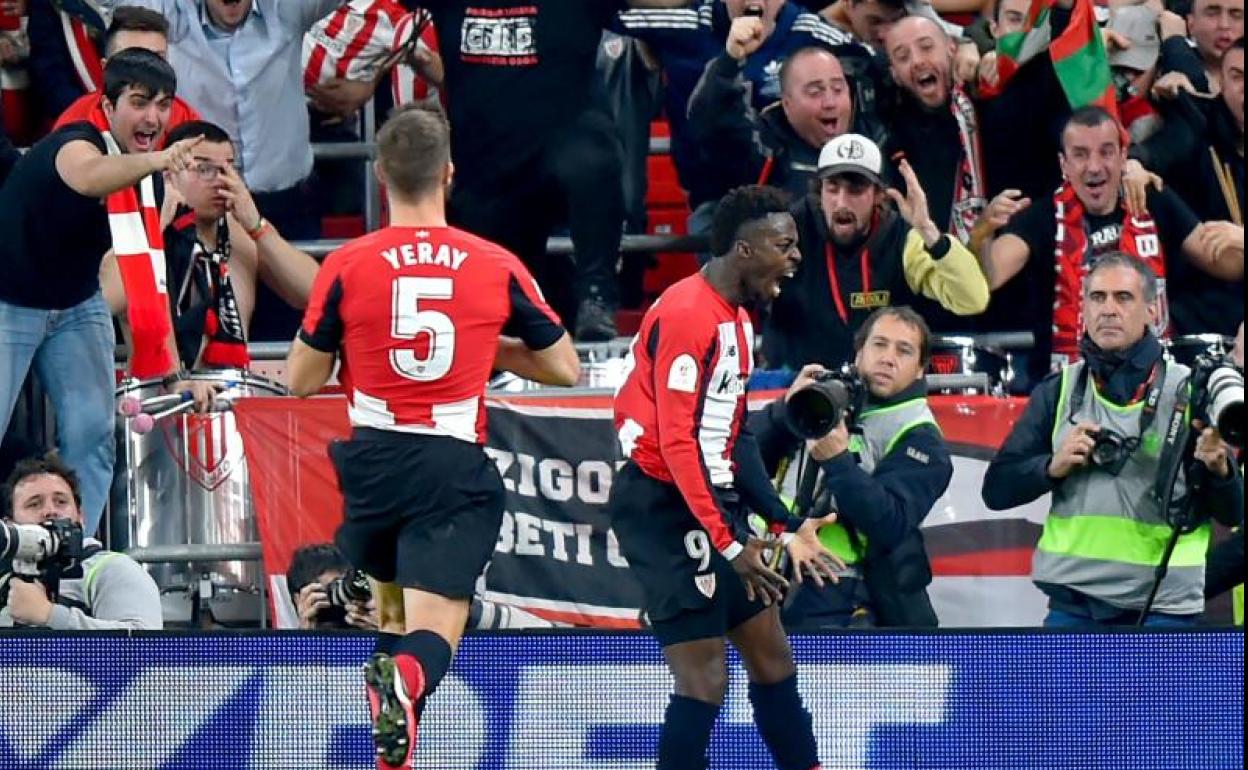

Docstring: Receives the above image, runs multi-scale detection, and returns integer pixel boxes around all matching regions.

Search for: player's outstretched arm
[495,333,580,386]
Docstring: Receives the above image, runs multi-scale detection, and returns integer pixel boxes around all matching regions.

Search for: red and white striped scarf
[98,128,175,378]
[949,86,987,244]
[1051,181,1170,360]
[58,5,105,93]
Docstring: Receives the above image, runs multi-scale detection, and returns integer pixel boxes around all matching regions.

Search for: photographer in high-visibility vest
[984,254,1243,627]
[752,305,953,628]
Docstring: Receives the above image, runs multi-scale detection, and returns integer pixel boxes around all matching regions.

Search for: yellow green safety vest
[1036,361,1211,614]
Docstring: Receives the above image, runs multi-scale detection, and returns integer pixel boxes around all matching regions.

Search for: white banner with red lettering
[234,393,1052,628]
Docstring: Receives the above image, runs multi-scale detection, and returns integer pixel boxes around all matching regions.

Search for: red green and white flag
[990,0,1118,117]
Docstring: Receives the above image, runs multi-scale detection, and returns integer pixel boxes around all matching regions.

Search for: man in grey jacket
[1,454,162,630]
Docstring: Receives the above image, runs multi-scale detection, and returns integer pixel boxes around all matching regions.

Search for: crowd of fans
[0,0,1243,630]
[0,0,1240,348]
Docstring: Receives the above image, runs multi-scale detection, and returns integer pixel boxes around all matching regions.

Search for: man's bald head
[886,15,949,49]
[780,47,854,149]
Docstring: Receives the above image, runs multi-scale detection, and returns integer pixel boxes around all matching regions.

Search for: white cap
[817,133,884,185]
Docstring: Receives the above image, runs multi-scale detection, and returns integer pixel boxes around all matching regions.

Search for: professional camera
[1,519,87,608]
[0,519,87,579]
[785,369,867,439]
[1086,428,1137,476]
[1189,355,1245,447]
[325,567,371,608]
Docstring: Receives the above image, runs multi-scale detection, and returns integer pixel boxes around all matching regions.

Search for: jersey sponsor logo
[307,27,353,59]
[461,7,538,66]
[850,290,890,309]
[667,354,699,393]
[715,369,746,396]
[694,572,717,599]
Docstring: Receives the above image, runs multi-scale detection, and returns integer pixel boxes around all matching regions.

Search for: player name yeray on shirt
[379,237,470,271]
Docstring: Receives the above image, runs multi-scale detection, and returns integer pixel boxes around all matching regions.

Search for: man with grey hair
[983,253,1243,628]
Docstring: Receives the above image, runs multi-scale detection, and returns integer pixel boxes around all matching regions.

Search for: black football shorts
[331,429,505,599]
[608,461,767,647]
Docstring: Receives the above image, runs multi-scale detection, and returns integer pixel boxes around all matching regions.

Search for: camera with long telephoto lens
[1189,354,1246,447]
[784,369,867,439]
[1,519,87,578]
[0,519,87,606]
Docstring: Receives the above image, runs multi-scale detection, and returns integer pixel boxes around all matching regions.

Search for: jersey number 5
[390,276,455,381]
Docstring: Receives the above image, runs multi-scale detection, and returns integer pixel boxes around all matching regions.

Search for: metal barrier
[245,334,1034,364]
[311,118,672,234]
[311,135,672,162]
[127,543,264,564]
[126,542,269,627]
[291,232,709,259]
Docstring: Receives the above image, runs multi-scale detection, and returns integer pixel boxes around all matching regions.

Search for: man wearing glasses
[102,120,319,370]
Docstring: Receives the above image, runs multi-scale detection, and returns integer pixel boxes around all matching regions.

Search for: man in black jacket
[982,254,1242,627]
[688,43,867,203]
[752,306,953,628]
[762,132,988,370]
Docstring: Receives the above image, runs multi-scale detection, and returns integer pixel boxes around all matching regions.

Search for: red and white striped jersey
[300,226,565,444]
[302,0,438,102]
[614,273,754,556]
[390,10,442,106]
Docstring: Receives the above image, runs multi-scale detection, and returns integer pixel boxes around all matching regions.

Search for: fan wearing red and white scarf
[948,86,988,244]
[89,108,175,379]
[1051,180,1171,359]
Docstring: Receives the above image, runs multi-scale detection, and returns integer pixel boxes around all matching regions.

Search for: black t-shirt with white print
[422,0,624,186]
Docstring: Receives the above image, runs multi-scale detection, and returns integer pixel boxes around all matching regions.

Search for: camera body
[1085,428,1135,476]
[1189,354,1245,447]
[325,567,371,609]
[785,369,867,439]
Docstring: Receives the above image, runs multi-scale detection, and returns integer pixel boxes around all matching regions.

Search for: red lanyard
[756,157,775,186]
[825,242,871,325]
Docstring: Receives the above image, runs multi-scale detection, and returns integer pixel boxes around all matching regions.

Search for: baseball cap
[1108,5,1161,73]
[817,133,884,185]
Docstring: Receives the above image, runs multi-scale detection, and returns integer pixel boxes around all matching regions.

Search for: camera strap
[1069,358,1166,444]
[1151,373,1200,530]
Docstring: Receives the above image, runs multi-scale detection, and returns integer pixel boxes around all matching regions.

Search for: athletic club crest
[694,572,717,599]
[163,412,242,491]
